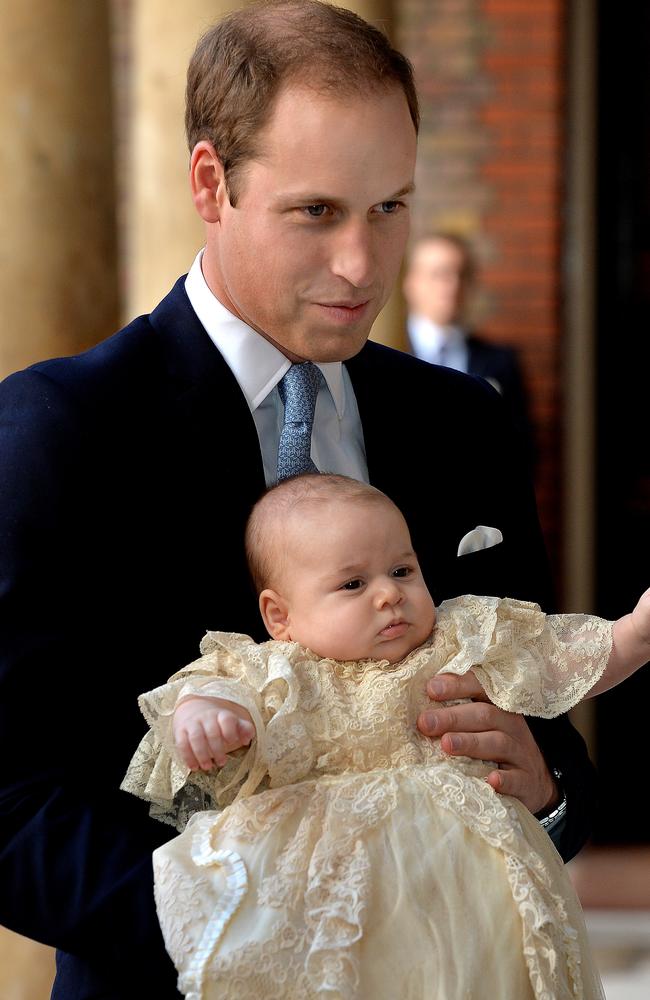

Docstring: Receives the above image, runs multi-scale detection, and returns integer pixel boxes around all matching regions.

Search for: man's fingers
[485,767,526,800]
[486,769,503,794]
[418,700,511,739]
[439,729,512,762]
[426,671,489,703]
[418,681,558,815]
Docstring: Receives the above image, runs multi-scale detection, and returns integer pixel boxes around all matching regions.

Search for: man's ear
[190,140,228,223]
[259,589,292,640]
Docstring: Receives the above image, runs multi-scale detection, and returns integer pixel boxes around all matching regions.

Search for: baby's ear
[259,589,292,640]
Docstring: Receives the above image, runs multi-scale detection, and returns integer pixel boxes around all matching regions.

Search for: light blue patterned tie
[276,362,323,481]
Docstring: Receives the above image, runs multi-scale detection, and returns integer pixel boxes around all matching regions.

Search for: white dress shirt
[407,315,469,373]
[185,249,369,486]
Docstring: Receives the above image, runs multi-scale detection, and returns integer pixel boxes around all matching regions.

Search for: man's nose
[330,220,375,288]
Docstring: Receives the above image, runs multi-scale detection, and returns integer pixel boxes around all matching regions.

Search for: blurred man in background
[403,232,535,466]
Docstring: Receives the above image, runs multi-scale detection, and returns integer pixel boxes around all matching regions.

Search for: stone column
[125,1,240,320]
[0,1,119,380]
[0,927,55,1000]
[0,3,117,991]
[346,0,408,351]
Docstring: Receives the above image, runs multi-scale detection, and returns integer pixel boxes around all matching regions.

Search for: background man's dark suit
[0,278,596,999]
[466,333,535,466]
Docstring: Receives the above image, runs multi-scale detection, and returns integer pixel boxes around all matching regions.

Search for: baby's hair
[245,473,397,594]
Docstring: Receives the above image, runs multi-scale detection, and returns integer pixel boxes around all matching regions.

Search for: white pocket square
[457,525,503,557]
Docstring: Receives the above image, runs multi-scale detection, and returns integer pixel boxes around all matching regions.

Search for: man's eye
[379,200,400,214]
[304,204,328,218]
[342,579,363,590]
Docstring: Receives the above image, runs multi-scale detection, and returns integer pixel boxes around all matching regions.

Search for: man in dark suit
[404,232,535,465]
[0,3,594,998]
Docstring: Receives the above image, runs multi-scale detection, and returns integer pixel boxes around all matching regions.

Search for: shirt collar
[185,249,346,417]
[407,314,465,353]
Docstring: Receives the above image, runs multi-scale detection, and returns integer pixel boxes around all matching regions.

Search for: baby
[123,473,650,1000]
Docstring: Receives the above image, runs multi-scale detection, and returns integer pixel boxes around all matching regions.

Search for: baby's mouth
[379,620,408,638]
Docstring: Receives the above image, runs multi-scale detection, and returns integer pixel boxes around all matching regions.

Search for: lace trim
[411,764,584,999]
[159,765,589,999]
[178,815,248,1000]
[435,596,613,718]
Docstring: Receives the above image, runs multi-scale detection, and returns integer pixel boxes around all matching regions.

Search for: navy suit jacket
[466,334,535,467]
[0,278,596,998]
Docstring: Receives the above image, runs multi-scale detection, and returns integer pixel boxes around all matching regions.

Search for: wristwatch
[536,767,567,832]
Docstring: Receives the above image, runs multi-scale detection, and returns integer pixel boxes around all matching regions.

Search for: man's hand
[417,672,558,815]
[173,696,256,771]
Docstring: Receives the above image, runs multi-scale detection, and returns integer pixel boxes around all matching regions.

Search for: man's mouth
[313,300,370,323]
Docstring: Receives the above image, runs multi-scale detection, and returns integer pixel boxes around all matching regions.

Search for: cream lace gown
[122,596,611,1000]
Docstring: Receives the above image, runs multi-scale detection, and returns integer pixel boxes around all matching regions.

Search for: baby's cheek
[421,599,436,637]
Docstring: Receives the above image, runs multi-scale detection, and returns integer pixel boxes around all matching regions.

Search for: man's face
[403,238,470,326]
[275,499,436,663]
[203,84,417,362]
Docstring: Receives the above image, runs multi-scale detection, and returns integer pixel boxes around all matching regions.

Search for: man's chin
[304,325,375,364]
[260,316,376,363]
[309,343,369,364]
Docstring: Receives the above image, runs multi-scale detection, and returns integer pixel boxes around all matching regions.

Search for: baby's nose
[375,579,403,607]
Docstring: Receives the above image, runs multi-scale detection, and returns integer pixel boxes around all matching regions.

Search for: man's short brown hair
[186,0,419,205]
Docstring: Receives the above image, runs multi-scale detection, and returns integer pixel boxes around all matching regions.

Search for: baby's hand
[172,696,256,771]
[631,586,650,649]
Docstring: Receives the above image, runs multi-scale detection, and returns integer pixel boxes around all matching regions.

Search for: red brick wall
[398,0,566,582]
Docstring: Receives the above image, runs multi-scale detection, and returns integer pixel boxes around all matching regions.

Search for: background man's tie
[276,362,323,481]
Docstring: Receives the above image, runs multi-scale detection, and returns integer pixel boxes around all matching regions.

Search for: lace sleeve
[120,632,302,829]
[437,596,613,718]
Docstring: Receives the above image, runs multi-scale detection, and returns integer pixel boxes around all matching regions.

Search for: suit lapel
[466,336,488,378]
[149,277,266,502]
[344,342,415,513]
[345,343,392,491]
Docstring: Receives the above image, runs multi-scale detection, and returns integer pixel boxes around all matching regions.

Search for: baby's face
[268,500,436,663]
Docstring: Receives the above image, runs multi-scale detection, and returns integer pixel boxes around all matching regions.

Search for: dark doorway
[592,3,650,843]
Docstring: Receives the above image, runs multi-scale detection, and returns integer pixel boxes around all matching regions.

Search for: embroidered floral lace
[122,596,610,1000]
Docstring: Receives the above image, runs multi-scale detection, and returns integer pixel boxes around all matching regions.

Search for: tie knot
[278,362,323,423]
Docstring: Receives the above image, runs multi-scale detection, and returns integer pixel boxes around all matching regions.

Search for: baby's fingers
[176,709,256,771]
[201,715,231,768]
[176,723,220,771]
[216,710,255,753]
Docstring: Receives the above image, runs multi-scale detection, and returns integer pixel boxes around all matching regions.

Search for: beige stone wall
[0,928,55,1000]
[124,0,240,319]
[0,0,119,380]
[0,0,118,993]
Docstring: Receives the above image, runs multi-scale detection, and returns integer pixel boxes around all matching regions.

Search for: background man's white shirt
[407,314,469,373]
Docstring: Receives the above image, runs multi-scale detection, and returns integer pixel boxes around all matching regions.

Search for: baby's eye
[342,578,364,591]
[392,566,412,578]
